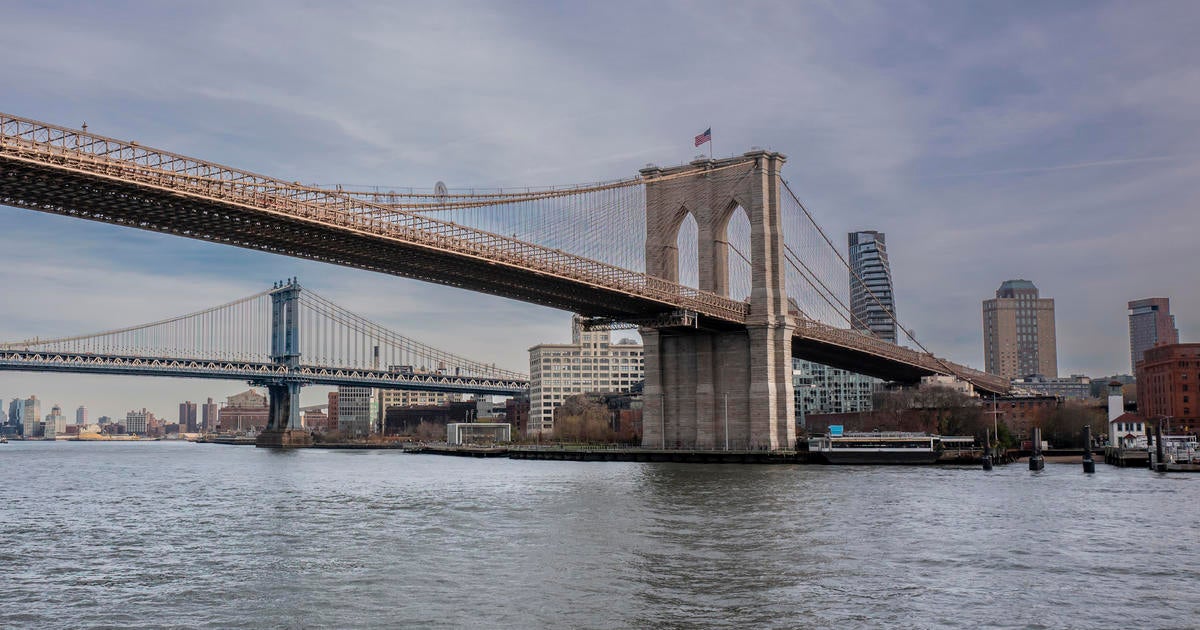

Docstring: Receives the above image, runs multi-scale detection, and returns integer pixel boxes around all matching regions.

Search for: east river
[2,441,1198,628]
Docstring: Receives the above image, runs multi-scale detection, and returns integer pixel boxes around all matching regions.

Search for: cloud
[2,0,1199,417]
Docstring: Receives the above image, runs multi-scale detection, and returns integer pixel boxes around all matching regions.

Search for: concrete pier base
[256,429,313,448]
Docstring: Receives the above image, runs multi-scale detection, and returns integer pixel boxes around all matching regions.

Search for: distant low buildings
[920,375,976,397]
[217,389,269,433]
[1011,374,1092,400]
[125,408,155,435]
[302,409,333,433]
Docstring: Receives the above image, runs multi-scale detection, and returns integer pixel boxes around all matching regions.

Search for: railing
[0,112,750,324]
[794,319,1010,392]
[0,350,527,391]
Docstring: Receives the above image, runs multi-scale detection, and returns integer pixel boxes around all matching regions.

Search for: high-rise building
[528,316,644,434]
[1128,298,1179,372]
[75,406,87,425]
[201,398,219,432]
[982,280,1057,379]
[848,231,897,343]
[9,398,25,434]
[337,386,377,437]
[44,404,68,436]
[178,401,198,432]
[22,395,41,437]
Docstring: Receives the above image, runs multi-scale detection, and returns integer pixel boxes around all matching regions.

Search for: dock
[1103,446,1150,468]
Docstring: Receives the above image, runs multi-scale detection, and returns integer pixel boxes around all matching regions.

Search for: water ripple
[1,442,1198,628]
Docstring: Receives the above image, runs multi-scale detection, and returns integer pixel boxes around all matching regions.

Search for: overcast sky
[2,1,1197,420]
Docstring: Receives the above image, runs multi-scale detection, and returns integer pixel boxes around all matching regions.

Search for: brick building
[504,395,530,435]
[302,409,334,433]
[217,389,269,433]
[1137,343,1200,430]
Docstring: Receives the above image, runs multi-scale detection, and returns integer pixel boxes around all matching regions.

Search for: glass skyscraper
[848,231,897,343]
[1128,298,1178,372]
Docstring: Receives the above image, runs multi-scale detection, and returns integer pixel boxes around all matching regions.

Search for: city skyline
[2,2,1199,414]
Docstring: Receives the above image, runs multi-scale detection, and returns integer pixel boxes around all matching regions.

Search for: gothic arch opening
[717,204,752,300]
[675,212,700,289]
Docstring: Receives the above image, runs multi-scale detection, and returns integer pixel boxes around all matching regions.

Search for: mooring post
[982,429,993,471]
[1082,424,1095,474]
[1029,427,1045,471]
[1154,420,1165,472]
[1146,422,1155,469]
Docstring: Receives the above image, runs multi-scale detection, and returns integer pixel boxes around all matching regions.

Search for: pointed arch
[675,212,700,289]
[713,200,752,300]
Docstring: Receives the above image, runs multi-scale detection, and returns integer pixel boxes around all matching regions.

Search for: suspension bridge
[0,279,527,446]
[0,112,1010,450]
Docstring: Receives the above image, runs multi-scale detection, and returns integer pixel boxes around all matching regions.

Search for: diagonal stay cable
[780,177,983,385]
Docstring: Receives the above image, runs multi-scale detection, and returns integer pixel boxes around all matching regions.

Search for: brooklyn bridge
[0,112,1009,450]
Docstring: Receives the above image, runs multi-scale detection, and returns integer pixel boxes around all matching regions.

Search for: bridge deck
[0,113,1007,395]
[0,350,528,394]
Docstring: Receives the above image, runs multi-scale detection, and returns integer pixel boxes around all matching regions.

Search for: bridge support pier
[639,150,795,451]
[258,280,311,448]
[641,323,795,451]
[257,381,312,448]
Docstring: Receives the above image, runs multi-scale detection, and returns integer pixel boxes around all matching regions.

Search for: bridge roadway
[0,350,528,395]
[0,113,1009,395]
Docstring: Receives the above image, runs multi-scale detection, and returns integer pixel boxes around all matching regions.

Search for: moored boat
[807,430,943,465]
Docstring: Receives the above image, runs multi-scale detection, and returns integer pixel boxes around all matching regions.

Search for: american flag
[694,128,711,147]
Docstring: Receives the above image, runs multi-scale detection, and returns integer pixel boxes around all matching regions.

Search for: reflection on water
[2,441,1198,628]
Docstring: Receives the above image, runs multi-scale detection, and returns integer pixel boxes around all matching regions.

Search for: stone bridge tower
[639,150,795,450]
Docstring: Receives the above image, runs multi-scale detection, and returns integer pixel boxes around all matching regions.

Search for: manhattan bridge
[0,112,1009,449]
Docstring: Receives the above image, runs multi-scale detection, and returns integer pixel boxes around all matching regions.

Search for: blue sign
[829,425,843,437]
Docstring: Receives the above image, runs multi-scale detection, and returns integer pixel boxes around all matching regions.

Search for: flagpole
[708,126,713,160]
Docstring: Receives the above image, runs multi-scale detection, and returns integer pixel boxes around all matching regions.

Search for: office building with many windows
[792,358,877,428]
[983,279,1057,379]
[337,386,378,437]
[848,231,897,343]
[1128,298,1178,372]
[528,316,643,434]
